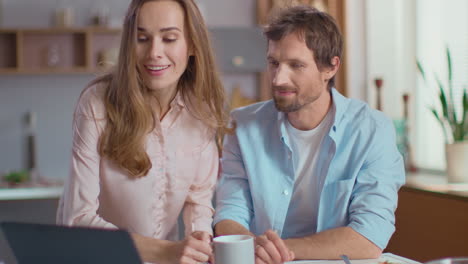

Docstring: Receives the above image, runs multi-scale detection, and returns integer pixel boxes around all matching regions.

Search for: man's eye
[268,60,279,67]
[291,63,303,68]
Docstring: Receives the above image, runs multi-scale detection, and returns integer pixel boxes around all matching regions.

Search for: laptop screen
[0,222,142,264]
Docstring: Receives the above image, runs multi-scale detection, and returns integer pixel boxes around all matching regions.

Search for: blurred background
[0,0,467,263]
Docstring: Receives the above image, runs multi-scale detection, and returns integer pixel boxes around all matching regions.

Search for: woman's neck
[151,86,178,121]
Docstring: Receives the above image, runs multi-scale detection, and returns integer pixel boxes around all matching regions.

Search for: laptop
[0,222,142,264]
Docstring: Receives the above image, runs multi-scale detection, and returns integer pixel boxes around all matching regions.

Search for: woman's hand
[164,231,213,264]
[131,231,213,264]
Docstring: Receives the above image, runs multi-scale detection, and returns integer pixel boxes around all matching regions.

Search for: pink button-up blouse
[57,84,218,240]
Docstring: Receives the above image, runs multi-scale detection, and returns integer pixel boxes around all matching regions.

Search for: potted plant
[417,48,468,183]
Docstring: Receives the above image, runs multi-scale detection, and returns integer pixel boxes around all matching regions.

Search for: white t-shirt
[282,106,335,239]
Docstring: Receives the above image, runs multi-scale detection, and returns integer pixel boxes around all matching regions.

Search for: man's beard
[273,86,310,113]
[273,96,303,112]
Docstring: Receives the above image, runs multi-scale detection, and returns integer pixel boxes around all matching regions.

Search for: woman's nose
[149,41,163,59]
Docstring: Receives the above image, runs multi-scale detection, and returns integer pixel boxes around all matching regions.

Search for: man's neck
[286,90,332,131]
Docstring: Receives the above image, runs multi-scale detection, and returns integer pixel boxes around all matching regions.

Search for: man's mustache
[272,86,297,93]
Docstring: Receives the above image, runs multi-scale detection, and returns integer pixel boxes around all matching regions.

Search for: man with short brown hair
[214,5,405,264]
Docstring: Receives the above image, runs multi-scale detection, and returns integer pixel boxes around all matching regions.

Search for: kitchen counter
[405,171,468,199]
[0,186,63,201]
[0,179,63,201]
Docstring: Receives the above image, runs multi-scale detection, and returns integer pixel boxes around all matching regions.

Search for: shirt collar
[170,91,185,109]
[330,87,349,131]
[276,87,349,139]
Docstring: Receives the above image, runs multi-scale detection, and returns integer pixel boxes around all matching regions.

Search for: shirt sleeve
[213,119,254,230]
[183,139,218,236]
[57,90,117,229]
[347,116,406,249]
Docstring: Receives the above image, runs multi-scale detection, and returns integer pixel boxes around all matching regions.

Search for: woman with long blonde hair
[57,0,229,263]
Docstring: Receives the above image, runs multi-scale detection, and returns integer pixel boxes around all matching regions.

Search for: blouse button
[282,189,289,196]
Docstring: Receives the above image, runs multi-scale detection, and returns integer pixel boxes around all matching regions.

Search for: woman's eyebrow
[137,26,182,33]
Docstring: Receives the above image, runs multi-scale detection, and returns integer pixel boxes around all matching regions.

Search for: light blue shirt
[214,88,405,250]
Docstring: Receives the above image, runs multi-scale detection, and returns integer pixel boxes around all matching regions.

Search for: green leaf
[446,47,457,125]
[454,123,464,141]
[463,88,468,135]
[435,74,449,120]
[447,47,453,83]
[4,170,29,183]
[429,107,449,142]
[430,108,442,123]
[416,60,426,81]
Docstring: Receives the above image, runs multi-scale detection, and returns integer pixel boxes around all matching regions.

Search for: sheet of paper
[285,253,421,264]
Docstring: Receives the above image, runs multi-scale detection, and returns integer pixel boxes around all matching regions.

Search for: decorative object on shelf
[90,2,110,27]
[54,7,74,27]
[417,47,468,183]
[2,170,29,185]
[374,77,383,111]
[45,44,61,68]
[54,0,74,27]
[393,119,407,164]
[24,111,40,183]
[401,93,417,173]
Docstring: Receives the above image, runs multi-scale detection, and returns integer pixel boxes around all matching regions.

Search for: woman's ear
[188,43,195,57]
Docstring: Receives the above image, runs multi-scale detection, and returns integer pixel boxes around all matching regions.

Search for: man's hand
[163,231,213,264]
[255,230,294,264]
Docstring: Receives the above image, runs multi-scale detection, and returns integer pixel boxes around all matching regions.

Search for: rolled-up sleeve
[183,139,218,236]
[348,117,405,249]
[213,120,254,230]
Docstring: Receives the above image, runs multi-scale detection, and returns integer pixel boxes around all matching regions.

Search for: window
[414,0,468,170]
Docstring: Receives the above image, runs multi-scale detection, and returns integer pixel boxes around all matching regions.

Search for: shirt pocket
[321,178,355,227]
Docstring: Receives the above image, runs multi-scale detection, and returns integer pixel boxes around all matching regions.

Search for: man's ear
[324,56,340,80]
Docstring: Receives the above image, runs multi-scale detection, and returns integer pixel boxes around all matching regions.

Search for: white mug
[213,235,255,264]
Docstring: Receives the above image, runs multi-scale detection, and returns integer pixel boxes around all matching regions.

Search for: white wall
[344,0,367,101]
[364,0,416,120]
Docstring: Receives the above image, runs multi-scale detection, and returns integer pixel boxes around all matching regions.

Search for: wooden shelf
[0,27,121,74]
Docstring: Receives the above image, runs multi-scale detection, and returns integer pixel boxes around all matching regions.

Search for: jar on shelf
[54,0,74,27]
[90,2,110,27]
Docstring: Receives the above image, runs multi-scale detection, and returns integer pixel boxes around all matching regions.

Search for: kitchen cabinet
[0,27,120,74]
[385,173,468,262]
